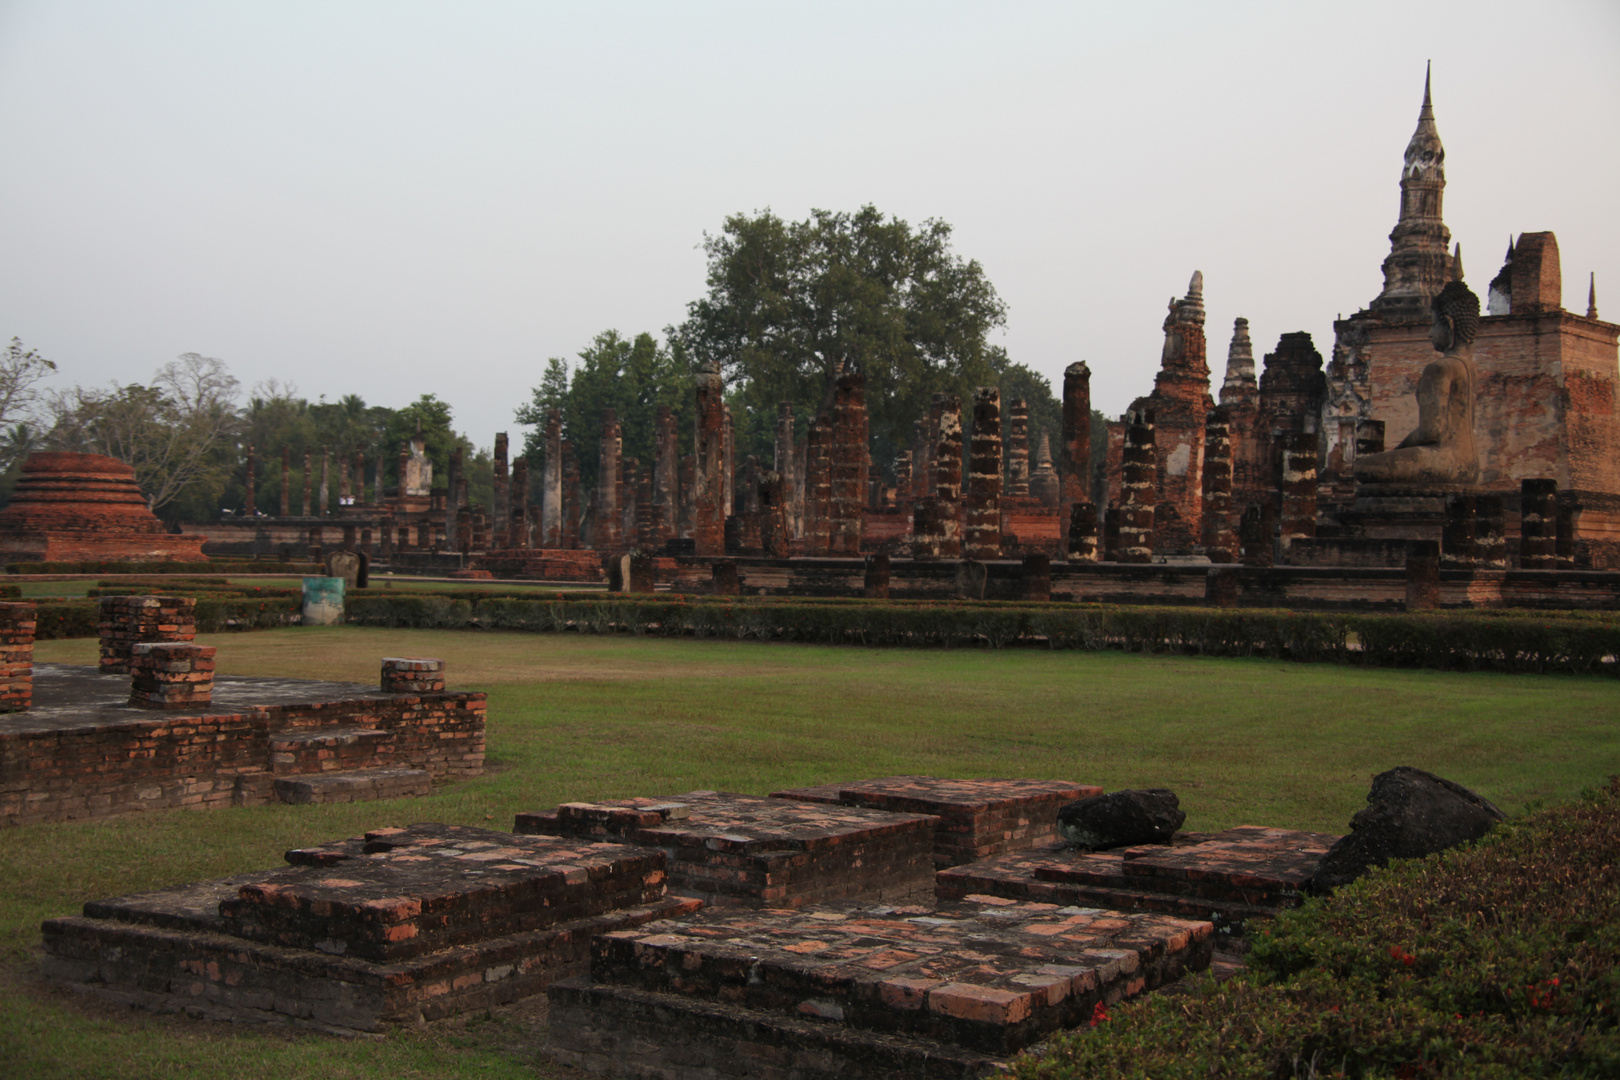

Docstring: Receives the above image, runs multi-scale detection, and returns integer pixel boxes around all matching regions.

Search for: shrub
[32,601,99,639]
[1011,778,1620,1079]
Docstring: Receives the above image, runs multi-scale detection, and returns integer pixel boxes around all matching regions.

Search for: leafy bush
[6,560,320,574]
[1012,778,1620,1079]
[31,601,99,639]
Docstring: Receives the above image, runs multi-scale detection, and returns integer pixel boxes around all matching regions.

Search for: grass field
[3,627,1616,1078]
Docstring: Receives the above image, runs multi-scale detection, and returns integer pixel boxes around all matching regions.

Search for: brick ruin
[1,604,485,826]
[0,452,207,563]
[41,773,1346,1075]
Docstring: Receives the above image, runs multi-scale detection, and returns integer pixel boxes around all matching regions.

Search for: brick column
[542,409,564,548]
[1406,540,1440,611]
[1201,407,1235,562]
[863,553,890,598]
[280,446,291,517]
[0,602,36,712]
[128,643,215,709]
[1060,361,1092,553]
[1206,567,1240,607]
[244,445,256,517]
[562,442,582,549]
[1441,494,1477,570]
[759,471,789,558]
[1117,408,1156,563]
[932,395,963,559]
[964,387,1003,560]
[1067,501,1099,562]
[1239,502,1275,568]
[1519,479,1557,568]
[1020,553,1050,601]
[693,361,726,556]
[1007,398,1030,497]
[493,433,510,549]
[829,372,868,556]
[1278,430,1318,556]
[511,457,530,548]
[99,596,198,674]
[596,410,622,551]
[655,405,679,546]
[382,656,446,694]
[803,417,830,555]
[1474,494,1506,570]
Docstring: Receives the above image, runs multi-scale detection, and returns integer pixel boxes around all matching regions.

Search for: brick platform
[770,776,1101,867]
[548,897,1213,1077]
[936,826,1340,938]
[41,823,699,1033]
[1,664,485,826]
[98,595,197,674]
[515,791,937,908]
[0,602,35,713]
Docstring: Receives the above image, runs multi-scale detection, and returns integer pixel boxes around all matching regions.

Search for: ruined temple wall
[1364,312,1620,496]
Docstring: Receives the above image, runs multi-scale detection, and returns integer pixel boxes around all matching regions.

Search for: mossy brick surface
[40,822,700,1032]
[515,791,938,908]
[770,775,1103,866]
[937,826,1340,937]
[569,896,1211,1056]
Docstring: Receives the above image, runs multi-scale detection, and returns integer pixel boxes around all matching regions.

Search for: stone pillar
[1007,399,1030,497]
[804,417,831,555]
[562,442,581,549]
[354,449,366,504]
[1021,553,1050,602]
[98,596,198,674]
[722,405,735,519]
[1060,361,1092,552]
[693,360,726,556]
[1201,407,1235,563]
[654,405,679,546]
[128,643,215,710]
[337,451,350,507]
[759,471,789,558]
[1406,540,1440,611]
[621,457,640,546]
[1239,502,1275,568]
[774,403,797,539]
[678,454,696,542]
[396,447,409,500]
[319,446,330,516]
[911,415,931,501]
[280,447,291,517]
[932,394,963,559]
[511,458,531,548]
[302,452,313,516]
[1206,567,1241,608]
[1067,501,1099,562]
[964,387,1003,561]
[711,560,739,595]
[0,602,36,712]
[1441,493,1477,570]
[493,433,510,549]
[243,445,256,516]
[1103,502,1120,562]
[1278,429,1318,555]
[1519,479,1557,568]
[829,372,868,556]
[894,451,912,506]
[1474,494,1506,570]
[1117,408,1156,563]
[596,409,622,551]
[542,409,564,548]
[1556,499,1577,569]
[381,657,445,694]
[863,553,890,598]
[636,469,657,549]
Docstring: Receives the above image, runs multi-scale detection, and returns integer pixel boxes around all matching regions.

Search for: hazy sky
[1,1,1616,448]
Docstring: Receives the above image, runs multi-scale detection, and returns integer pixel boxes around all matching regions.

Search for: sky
[0,0,1616,449]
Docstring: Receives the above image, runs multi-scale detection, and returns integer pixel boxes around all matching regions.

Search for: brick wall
[0,603,34,713]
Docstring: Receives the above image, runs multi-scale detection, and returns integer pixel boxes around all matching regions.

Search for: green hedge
[6,560,320,575]
[31,596,303,637]
[341,594,1620,676]
[1012,778,1620,1079]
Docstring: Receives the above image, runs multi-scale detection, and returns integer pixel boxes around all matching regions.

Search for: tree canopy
[674,205,1011,464]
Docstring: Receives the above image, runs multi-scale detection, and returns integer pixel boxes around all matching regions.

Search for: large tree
[675,205,1010,468]
[515,330,692,491]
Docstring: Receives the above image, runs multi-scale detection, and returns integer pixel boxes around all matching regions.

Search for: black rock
[1056,789,1185,849]
[1311,766,1504,892]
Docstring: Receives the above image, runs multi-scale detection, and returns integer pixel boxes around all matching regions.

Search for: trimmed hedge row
[341,594,1620,675]
[1012,778,1620,1079]
[6,560,320,574]
[31,597,302,638]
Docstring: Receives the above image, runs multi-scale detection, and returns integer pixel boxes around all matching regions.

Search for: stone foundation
[514,791,937,908]
[548,897,1213,1076]
[41,823,698,1034]
[769,776,1101,867]
[936,826,1339,939]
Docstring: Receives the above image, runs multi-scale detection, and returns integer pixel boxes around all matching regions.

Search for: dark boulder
[1312,766,1504,892]
[1057,789,1185,849]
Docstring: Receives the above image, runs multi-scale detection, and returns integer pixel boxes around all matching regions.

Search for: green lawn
[3,627,1616,1078]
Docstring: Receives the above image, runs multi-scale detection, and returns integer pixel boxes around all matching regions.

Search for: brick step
[547,977,1004,1080]
[268,725,389,775]
[585,898,1212,1056]
[272,767,430,805]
